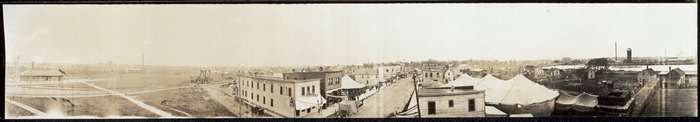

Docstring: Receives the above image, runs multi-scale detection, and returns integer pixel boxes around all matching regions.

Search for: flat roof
[417,88,484,97]
[236,74,320,83]
[283,70,343,74]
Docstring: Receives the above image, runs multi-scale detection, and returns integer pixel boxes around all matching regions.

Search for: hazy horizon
[4,4,697,66]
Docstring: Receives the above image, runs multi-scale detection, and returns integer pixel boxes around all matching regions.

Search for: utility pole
[142,53,145,70]
[412,73,422,118]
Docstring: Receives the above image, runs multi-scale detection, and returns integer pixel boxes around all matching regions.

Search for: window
[468,99,475,112]
[312,85,315,93]
[301,87,306,95]
[263,96,266,104]
[306,87,310,95]
[256,95,259,102]
[288,88,292,96]
[428,101,436,115]
[271,99,274,107]
[295,110,300,116]
[256,82,259,89]
[263,83,266,91]
[280,87,284,95]
[271,84,274,93]
[448,100,454,108]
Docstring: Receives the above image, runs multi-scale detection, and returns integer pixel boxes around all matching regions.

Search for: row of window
[300,85,316,96]
[241,79,293,97]
[241,90,276,107]
[426,99,476,115]
[326,78,340,86]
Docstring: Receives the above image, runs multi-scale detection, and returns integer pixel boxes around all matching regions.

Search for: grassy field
[133,87,235,117]
[6,96,159,117]
[5,65,230,118]
[5,101,36,116]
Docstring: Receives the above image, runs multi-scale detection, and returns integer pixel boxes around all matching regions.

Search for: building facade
[236,75,325,117]
[19,69,65,81]
[282,71,343,97]
[417,88,486,117]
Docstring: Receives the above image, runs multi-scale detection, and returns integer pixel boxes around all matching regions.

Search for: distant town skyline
[4,4,697,66]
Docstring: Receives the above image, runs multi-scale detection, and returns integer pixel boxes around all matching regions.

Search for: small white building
[19,69,65,81]
[417,88,486,117]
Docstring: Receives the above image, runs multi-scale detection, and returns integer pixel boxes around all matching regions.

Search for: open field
[5,96,159,117]
[5,65,239,118]
[133,87,235,117]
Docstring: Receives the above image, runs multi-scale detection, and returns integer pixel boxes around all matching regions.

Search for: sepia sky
[4,4,697,66]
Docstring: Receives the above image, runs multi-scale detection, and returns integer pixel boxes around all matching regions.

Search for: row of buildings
[232,65,406,117]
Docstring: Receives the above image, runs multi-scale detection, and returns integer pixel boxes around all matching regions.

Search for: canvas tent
[295,95,326,110]
[555,92,599,112]
[475,74,559,117]
[340,75,367,90]
[485,106,508,117]
[394,90,419,118]
[439,74,480,88]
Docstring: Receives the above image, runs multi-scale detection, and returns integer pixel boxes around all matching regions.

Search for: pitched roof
[439,74,480,88]
[20,69,65,77]
[498,74,559,105]
[340,75,367,89]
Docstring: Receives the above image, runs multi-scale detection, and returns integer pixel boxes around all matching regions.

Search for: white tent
[485,106,507,117]
[394,90,418,117]
[295,95,326,110]
[474,74,512,103]
[340,75,367,90]
[439,74,480,88]
[498,74,559,105]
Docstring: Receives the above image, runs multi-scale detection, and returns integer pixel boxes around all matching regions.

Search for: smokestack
[615,41,618,61]
[626,48,632,63]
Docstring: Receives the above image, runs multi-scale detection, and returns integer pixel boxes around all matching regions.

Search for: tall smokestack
[615,41,618,61]
[626,48,632,63]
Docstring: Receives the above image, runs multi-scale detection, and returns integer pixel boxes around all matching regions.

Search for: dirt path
[81,82,174,117]
[5,98,47,116]
[202,84,247,117]
[7,84,193,98]
[352,78,414,118]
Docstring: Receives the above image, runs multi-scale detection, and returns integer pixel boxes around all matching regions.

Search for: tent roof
[510,114,534,117]
[473,74,558,105]
[295,95,326,110]
[498,74,559,105]
[575,92,598,108]
[439,74,480,88]
[485,106,507,115]
[340,75,367,89]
